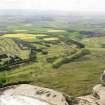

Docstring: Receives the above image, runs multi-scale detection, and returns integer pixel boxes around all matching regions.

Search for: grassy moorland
[0,48,104,96]
[0,26,104,97]
[0,11,105,97]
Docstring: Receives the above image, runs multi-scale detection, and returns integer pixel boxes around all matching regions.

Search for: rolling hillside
[0,38,34,70]
[0,38,30,58]
[0,11,105,97]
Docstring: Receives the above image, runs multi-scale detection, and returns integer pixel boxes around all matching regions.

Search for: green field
[0,48,104,96]
[1,33,48,42]
[82,36,105,48]
[0,38,30,60]
[0,26,105,97]
[0,11,105,99]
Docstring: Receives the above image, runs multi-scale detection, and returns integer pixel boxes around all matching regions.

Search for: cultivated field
[1,33,48,42]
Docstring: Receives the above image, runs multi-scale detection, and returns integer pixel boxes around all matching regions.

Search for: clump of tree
[41,48,48,55]
[29,47,37,62]
[60,36,85,48]
[70,39,85,48]
[52,49,90,68]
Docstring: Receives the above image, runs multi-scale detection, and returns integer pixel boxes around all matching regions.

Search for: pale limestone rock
[75,95,98,105]
[2,84,69,105]
[100,70,105,86]
[93,84,105,105]
[75,84,105,105]
[0,95,50,105]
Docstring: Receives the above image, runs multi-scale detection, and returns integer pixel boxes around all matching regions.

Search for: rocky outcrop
[1,71,105,105]
[92,84,105,105]
[74,84,105,105]
[1,84,105,105]
[74,70,105,105]
[1,84,70,105]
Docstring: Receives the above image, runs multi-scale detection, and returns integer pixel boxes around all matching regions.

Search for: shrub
[0,73,7,88]
[46,56,58,63]
[41,48,48,55]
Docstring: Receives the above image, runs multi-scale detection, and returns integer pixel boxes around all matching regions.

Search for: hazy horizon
[0,9,105,16]
[0,0,105,13]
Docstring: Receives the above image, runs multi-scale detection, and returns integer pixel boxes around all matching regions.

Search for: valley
[0,10,105,97]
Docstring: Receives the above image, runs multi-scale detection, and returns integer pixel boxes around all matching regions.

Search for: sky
[0,0,105,12]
